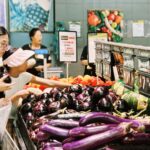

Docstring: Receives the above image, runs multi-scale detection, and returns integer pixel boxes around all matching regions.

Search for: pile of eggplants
[18,85,150,149]
[30,112,150,150]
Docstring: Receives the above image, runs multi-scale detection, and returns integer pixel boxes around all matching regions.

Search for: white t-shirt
[5,72,33,119]
[5,72,33,98]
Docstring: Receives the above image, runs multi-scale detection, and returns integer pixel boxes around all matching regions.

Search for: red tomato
[107,13,116,21]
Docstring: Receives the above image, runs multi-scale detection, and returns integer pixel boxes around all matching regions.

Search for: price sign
[88,33,107,63]
[59,31,77,62]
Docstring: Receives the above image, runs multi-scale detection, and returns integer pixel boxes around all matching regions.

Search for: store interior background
[9,0,150,77]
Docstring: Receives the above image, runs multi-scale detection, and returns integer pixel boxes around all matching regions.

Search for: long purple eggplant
[123,133,150,144]
[43,142,62,149]
[69,124,116,137]
[79,112,144,131]
[43,147,63,150]
[63,122,131,150]
[47,119,79,128]
[40,124,69,138]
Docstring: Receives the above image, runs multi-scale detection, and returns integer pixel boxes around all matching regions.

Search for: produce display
[18,80,150,150]
[87,10,123,42]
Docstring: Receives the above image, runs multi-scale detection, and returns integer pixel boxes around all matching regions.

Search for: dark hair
[29,28,41,40]
[0,26,8,36]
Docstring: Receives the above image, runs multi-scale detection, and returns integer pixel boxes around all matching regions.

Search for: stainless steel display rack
[95,41,150,97]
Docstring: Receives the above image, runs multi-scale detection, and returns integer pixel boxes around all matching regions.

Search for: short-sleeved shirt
[80,46,96,76]
[22,44,51,76]
[5,72,33,118]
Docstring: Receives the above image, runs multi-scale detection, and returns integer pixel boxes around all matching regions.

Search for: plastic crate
[0,130,19,150]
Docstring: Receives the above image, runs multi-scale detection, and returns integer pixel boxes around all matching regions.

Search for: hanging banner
[88,33,107,63]
[59,31,77,62]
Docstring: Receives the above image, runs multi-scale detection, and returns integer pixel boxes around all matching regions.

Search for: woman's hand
[10,89,30,104]
[0,75,15,92]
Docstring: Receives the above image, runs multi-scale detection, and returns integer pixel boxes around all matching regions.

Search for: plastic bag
[0,103,12,141]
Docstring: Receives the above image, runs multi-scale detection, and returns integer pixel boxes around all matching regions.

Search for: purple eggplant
[40,124,69,138]
[69,124,116,137]
[42,142,62,149]
[79,112,144,131]
[47,119,79,128]
[43,147,63,150]
[123,133,150,144]
[63,122,131,150]
[36,131,50,141]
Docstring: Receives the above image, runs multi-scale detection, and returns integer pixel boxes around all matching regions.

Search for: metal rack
[95,41,150,97]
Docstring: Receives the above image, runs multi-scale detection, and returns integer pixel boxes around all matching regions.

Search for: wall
[55,0,150,76]
[9,0,150,77]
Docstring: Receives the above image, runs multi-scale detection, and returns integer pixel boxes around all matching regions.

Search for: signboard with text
[59,31,77,62]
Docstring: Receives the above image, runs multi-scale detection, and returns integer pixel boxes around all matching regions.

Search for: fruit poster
[9,0,54,32]
[88,10,124,42]
[58,31,77,62]
[0,0,7,28]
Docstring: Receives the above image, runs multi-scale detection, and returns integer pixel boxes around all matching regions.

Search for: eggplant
[42,142,62,149]
[36,131,50,141]
[79,112,144,131]
[48,101,61,113]
[60,94,75,109]
[40,93,51,100]
[47,119,79,128]
[40,124,69,138]
[22,94,37,104]
[123,133,150,144]
[43,147,63,150]
[69,84,82,94]
[33,101,48,117]
[97,97,112,112]
[91,87,108,102]
[63,122,131,150]
[113,99,130,112]
[20,102,32,114]
[69,124,116,137]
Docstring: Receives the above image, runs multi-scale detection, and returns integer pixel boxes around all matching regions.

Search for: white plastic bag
[0,103,12,141]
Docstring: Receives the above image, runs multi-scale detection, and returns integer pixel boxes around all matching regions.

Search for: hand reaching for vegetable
[10,89,30,104]
[0,75,15,92]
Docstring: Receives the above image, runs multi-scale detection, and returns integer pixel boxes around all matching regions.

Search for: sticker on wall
[9,0,54,32]
[87,10,124,42]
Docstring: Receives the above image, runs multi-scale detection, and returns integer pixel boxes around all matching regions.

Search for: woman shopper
[22,28,51,77]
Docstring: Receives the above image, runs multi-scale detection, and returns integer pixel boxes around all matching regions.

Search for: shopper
[22,28,51,77]
[80,45,96,76]
[3,48,71,106]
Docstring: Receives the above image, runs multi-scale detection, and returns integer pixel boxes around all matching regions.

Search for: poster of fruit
[9,0,54,32]
[88,10,124,42]
[0,0,7,28]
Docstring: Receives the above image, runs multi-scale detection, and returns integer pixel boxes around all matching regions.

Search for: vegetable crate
[0,130,19,150]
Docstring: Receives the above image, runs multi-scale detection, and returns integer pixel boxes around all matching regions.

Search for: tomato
[107,13,115,21]
[88,12,101,26]
[115,15,122,24]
